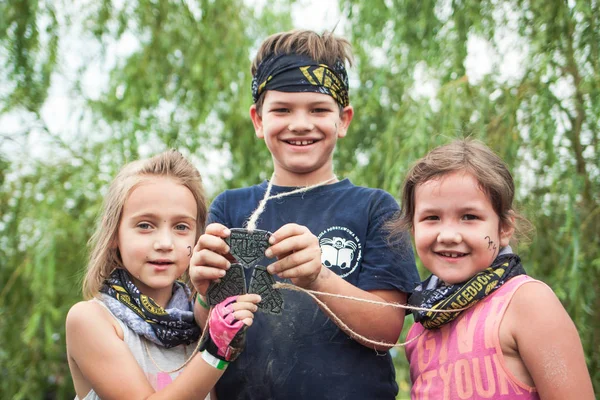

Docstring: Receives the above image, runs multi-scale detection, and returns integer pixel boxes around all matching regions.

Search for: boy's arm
[506,282,595,399]
[266,223,409,351]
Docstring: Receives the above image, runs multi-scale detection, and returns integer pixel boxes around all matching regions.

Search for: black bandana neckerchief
[100,269,200,348]
[407,253,526,330]
[252,53,350,107]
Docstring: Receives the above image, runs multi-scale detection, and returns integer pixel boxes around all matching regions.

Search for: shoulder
[66,300,123,341]
[212,184,265,203]
[502,278,571,342]
[339,182,399,210]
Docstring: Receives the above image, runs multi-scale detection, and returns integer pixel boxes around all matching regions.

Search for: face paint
[484,236,498,252]
[187,246,192,257]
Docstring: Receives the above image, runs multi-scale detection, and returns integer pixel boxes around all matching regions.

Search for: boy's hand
[265,223,324,288]
[190,223,234,295]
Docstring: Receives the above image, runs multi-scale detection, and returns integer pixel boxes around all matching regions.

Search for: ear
[499,213,515,247]
[249,104,264,139]
[336,105,354,138]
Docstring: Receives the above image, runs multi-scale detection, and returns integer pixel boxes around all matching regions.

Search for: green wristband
[196,294,209,310]
[201,350,229,370]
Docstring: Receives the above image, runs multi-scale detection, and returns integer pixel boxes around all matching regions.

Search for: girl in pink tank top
[388,140,594,400]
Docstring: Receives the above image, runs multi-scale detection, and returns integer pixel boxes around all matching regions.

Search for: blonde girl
[66,150,261,399]
[392,140,594,400]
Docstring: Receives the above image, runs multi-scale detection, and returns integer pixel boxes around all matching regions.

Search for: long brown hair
[82,150,207,299]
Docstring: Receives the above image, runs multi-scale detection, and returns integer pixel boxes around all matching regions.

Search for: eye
[174,224,190,231]
[137,222,152,230]
[271,108,289,113]
[462,214,479,221]
[312,108,331,113]
[423,215,439,221]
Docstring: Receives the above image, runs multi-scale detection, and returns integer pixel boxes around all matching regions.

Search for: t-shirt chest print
[318,225,362,278]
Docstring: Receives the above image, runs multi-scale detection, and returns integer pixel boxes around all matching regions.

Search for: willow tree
[334,0,599,395]
[0,0,292,397]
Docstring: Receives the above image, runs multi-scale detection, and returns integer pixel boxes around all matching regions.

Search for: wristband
[201,350,229,370]
[196,294,209,310]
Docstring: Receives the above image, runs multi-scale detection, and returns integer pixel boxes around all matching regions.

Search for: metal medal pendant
[225,228,272,268]
[248,266,284,315]
[206,263,246,306]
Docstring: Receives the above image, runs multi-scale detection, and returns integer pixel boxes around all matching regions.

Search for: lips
[148,260,174,270]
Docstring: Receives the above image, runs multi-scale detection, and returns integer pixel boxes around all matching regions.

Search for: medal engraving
[226,228,272,268]
[248,266,284,315]
[206,263,246,306]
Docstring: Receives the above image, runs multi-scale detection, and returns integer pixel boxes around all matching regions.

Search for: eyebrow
[128,212,197,222]
[415,205,484,214]
[268,100,334,107]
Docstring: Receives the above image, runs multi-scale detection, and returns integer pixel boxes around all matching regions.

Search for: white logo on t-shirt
[318,226,362,278]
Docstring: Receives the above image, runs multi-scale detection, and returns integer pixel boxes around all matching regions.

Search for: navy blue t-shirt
[209,179,419,400]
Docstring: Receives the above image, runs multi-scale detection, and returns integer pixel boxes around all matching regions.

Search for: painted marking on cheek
[187,246,192,257]
[484,236,497,251]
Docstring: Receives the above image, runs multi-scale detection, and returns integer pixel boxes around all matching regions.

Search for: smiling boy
[190,30,420,399]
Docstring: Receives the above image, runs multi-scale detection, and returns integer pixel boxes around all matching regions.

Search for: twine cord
[273,282,467,348]
[145,307,212,374]
[245,172,338,232]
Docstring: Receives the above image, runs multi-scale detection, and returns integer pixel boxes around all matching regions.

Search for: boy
[190,29,420,399]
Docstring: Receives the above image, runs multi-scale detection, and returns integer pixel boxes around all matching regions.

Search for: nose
[154,229,174,251]
[437,225,463,244]
[288,112,314,132]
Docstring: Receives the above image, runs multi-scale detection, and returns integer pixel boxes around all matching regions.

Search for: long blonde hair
[82,150,207,299]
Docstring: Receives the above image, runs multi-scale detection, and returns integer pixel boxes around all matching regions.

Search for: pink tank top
[405,275,540,400]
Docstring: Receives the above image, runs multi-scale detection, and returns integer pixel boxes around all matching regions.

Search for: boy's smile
[412,171,513,285]
[250,90,353,186]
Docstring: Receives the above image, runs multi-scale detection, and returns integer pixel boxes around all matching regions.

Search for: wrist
[196,293,209,310]
[304,264,327,290]
[201,350,229,370]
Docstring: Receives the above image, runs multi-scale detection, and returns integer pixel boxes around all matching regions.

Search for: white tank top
[76,300,209,400]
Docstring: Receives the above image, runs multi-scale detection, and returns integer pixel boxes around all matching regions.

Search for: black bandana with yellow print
[100,268,200,348]
[408,253,526,329]
[251,53,349,107]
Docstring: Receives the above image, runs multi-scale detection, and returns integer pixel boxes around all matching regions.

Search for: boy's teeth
[289,140,314,146]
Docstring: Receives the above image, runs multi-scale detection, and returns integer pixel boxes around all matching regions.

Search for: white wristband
[201,350,229,370]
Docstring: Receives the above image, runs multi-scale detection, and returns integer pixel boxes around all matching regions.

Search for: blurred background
[1,0,598,398]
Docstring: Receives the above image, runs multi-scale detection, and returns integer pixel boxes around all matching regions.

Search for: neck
[271,168,339,187]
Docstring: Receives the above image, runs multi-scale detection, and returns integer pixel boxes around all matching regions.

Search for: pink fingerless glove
[199,296,247,365]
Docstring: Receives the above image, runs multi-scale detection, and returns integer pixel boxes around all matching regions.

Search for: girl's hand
[265,223,324,288]
[201,294,261,363]
[190,223,235,295]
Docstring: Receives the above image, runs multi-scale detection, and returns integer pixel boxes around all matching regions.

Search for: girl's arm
[66,295,259,400]
[506,282,595,400]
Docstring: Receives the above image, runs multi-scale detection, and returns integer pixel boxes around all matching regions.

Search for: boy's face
[250,90,353,185]
[412,171,513,285]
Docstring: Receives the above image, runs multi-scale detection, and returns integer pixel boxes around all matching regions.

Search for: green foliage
[0,0,294,398]
[340,0,599,396]
[1,0,598,398]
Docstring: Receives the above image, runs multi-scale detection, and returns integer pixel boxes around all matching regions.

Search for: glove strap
[201,350,229,370]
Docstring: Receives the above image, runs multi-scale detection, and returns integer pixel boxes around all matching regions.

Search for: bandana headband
[251,53,350,107]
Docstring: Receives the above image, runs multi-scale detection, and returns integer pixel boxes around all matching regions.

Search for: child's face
[117,177,197,305]
[412,171,513,285]
[250,90,353,184]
